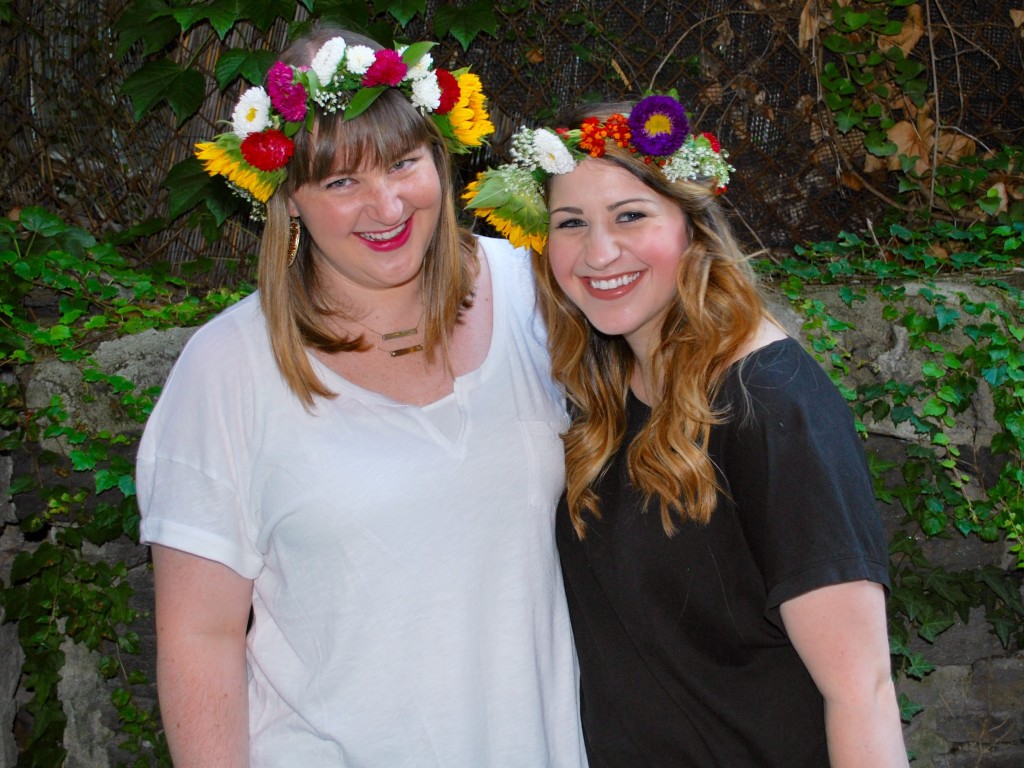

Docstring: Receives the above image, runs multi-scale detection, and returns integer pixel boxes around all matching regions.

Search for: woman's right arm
[152,544,254,767]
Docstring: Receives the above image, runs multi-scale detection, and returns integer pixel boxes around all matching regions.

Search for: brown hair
[258,27,477,407]
[532,104,765,538]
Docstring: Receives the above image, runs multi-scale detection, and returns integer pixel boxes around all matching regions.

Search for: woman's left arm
[780,580,909,768]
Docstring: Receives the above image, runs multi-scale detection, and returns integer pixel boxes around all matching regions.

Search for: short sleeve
[717,340,889,618]
[136,302,264,578]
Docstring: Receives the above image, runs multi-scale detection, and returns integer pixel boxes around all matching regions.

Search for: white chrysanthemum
[406,52,434,80]
[311,37,346,86]
[411,73,441,111]
[345,45,376,75]
[533,129,576,174]
[231,87,271,139]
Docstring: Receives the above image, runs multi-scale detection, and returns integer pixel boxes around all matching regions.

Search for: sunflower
[449,73,495,147]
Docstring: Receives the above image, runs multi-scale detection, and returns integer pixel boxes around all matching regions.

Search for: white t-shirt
[137,237,587,767]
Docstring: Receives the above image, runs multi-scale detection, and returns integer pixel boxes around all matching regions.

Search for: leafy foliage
[761,218,1024,716]
[0,209,251,765]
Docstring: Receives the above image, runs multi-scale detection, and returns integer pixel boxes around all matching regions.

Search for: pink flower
[266,61,307,122]
[361,49,407,87]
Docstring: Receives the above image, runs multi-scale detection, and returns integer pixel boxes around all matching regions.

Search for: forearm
[151,545,254,767]
[823,678,909,768]
[157,632,251,767]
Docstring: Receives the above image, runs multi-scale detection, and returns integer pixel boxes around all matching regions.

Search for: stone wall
[0,282,1021,766]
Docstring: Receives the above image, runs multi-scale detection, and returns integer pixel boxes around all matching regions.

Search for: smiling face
[546,157,690,359]
[287,142,443,301]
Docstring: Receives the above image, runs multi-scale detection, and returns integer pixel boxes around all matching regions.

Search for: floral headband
[195,38,495,216]
[462,94,733,252]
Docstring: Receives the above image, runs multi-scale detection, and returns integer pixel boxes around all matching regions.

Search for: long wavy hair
[532,104,766,538]
[258,27,477,408]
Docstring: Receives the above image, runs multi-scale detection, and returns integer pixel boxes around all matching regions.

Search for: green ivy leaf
[934,305,959,331]
[864,130,898,157]
[433,0,498,49]
[215,48,278,89]
[120,59,206,124]
[386,0,426,27]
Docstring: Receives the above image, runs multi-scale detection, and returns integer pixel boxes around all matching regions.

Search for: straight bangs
[287,89,438,189]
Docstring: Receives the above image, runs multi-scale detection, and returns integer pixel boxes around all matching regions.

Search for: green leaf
[164,157,219,221]
[171,0,240,38]
[433,0,498,49]
[865,130,898,157]
[120,59,206,124]
[898,693,924,722]
[386,0,427,27]
[215,48,277,89]
[114,0,181,57]
[19,208,67,237]
[345,85,386,120]
[934,305,959,331]
[236,0,296,31]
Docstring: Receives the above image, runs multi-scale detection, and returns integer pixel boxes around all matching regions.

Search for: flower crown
[195,38,495,217]
[462,94,733,252]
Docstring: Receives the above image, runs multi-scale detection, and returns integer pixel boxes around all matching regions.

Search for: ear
[286,197,300,218]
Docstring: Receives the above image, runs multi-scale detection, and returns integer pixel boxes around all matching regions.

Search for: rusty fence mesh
[2,1,1022,284]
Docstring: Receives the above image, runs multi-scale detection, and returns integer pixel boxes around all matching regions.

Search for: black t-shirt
[557,338,890,768]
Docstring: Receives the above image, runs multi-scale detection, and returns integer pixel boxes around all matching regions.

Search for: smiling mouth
[589,272,640,290]
[360,221,408,242]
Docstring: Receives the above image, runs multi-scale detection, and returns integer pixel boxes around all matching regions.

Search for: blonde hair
[533,107,765,538]
[258,27,477,408]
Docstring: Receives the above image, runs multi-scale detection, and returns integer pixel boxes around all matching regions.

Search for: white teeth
[361,222,406,241]
[589,272,639,290]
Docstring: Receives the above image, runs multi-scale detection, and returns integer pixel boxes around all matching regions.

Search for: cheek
[545,243,576,293]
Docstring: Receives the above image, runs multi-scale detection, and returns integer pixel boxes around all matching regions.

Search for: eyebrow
[550,197,656,216]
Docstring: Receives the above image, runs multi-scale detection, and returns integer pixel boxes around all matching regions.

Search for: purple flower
[266,61,308,122]
[628,95,689,157]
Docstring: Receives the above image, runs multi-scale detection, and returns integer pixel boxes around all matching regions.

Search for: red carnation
[435,69,461,114]
[362,49,407,87]
[702,132,721,152]
[241,129,294,172]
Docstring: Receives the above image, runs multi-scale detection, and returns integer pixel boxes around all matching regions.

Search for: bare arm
[152,544,254,767]
[780,580,909,768]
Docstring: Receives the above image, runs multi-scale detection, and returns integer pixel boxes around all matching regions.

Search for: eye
[391,154,420,172]
[617,210,647,223]
[553,217,586,230]
[325,176,354,190]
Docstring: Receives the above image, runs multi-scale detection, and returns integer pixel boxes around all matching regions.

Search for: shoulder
[721,335,852,437]
[162,293,272,395]
[474,234,539,310]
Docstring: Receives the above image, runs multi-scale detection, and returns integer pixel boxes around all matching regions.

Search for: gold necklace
[354,313,424,358]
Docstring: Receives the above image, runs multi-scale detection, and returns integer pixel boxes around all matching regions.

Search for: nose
[366,178,403,225]
[582,229,622,271]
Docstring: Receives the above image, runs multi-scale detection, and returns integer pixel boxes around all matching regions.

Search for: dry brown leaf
[864,153,888,174]
[878,4,925,55]
[840,171,864,191]
[935,132,976,164]
[744,0,765,11]
[798,0,819,50]
[887,120,930,173]
[714,19,735,50]
[525,48,544,65]
[1011,9,1024,28]
[927,243,949,261]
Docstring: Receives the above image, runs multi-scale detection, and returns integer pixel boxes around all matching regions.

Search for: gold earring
[287,218,301,267]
